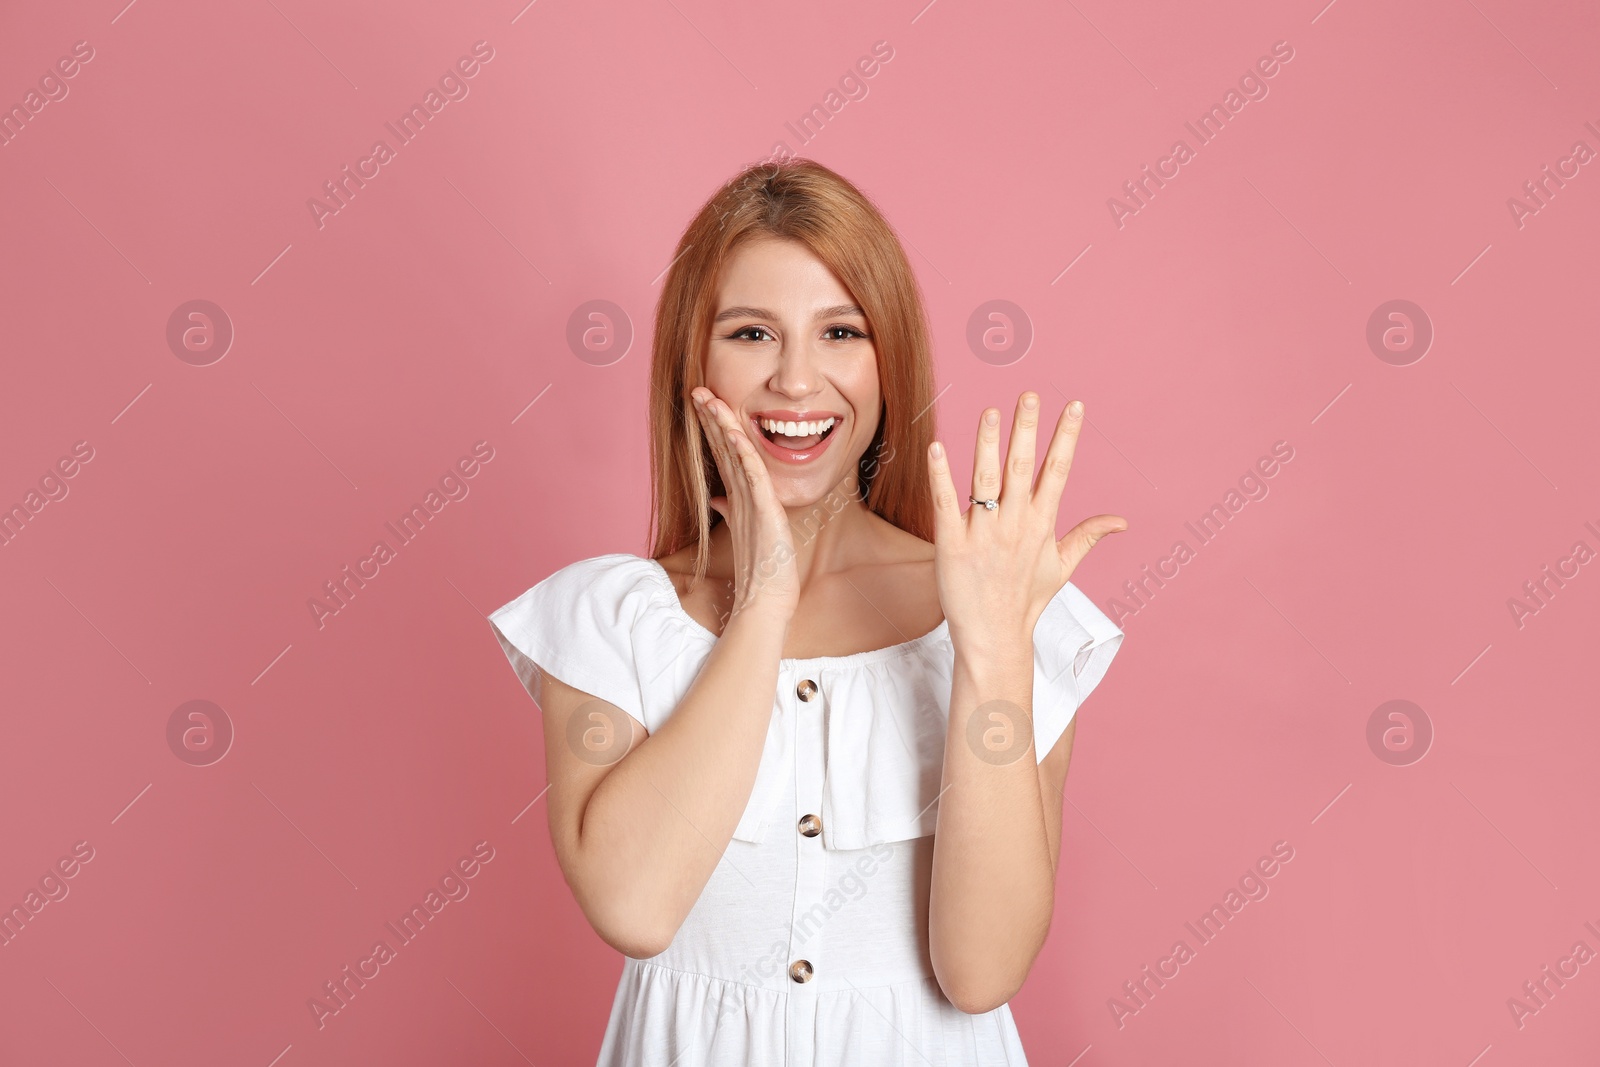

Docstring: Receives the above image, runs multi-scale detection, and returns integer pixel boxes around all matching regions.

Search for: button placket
[784,665,827,1064]
[793,677,823,843]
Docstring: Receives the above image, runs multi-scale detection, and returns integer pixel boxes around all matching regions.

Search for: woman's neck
[700,475,885,585]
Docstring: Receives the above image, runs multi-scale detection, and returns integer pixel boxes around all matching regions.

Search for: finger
[969,406,1001,510]
[694,391,734,478]
[1034,399,1085,515]
[704,394,764,509]
[1056,513,1128,574]
[1001,391,1041,505]
[721,412,766,494]
[926,440,963,545]
[694,394,738,507]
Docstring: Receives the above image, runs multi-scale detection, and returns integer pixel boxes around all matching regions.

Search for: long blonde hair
[646,159,937,582]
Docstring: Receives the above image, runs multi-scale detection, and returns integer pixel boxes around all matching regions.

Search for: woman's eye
[728,325,866,342]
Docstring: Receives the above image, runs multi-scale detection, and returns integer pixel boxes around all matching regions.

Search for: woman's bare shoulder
[651,543,729,586]
[650,543,734,634]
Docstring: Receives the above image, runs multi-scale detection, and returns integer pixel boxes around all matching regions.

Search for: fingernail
[1023,393,1039,410]
[930,441,943,460]
[1068,400,1083,418]
[984,410,998,426]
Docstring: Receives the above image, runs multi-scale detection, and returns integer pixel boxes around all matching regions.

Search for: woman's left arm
[925,391,1125,1016]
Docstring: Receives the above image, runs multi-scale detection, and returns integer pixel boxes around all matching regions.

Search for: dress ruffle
[489,553,1124,850]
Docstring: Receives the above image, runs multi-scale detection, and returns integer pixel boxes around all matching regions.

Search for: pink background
[3,0,1598,1063]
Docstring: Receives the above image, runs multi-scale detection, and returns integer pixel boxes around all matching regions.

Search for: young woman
[489,159,1127,1065]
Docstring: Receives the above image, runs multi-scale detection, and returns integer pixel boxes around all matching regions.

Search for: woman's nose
[770,341,818,396]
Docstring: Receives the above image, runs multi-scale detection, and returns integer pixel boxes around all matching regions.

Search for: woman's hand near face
[925,392,1127,654]
[691,387,800,622]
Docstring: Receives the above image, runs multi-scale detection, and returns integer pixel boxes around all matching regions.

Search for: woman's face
[702,236,881,509]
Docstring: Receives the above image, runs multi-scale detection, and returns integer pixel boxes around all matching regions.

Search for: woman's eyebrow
[712,304,865,323]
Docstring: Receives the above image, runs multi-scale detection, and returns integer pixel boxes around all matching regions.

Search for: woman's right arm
[538,387,797,959]
[535,603,786,959]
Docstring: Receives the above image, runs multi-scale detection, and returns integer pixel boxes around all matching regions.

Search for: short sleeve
[1032,581,1125,763]
[487,553,658,726]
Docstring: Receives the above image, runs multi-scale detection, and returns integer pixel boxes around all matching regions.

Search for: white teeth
[759,416,835,437]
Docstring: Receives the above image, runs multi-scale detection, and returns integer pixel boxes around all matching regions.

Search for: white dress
[488,552,1124,1066]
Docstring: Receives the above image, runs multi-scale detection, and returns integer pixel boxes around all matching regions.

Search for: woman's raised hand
[925,392,1127,654]
[691,387,800,622]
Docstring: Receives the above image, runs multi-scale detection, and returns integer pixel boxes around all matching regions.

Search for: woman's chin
[766,469,863,513]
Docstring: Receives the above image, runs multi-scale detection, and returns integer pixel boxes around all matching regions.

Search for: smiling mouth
[757,416,838,451]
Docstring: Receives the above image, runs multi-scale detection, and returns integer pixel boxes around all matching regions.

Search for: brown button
[796,679,818,701]
[789,959,814,983]
[797,814,822,838]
